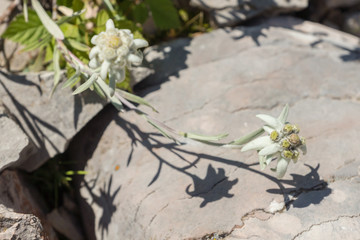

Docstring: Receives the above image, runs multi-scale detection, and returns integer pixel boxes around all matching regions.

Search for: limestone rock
[0,71,105,171]
[0,104,34,172]
[0,170,57,239]
[190,0,308,27]
[47,207,84,240]
[0,204,45,240]
[69,17,360,239]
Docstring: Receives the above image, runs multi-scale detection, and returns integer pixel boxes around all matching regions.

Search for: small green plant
[29,154,86,208]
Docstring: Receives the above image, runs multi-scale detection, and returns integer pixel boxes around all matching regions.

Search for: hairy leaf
[1,10,52,51]
[118,90,158,112]
[32,0,64,39]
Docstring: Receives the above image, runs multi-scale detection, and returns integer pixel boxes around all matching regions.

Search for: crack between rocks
[147,203,169,228]
[230,102,281,114]
[134,190,156,222]
[327,174,360,183]
[291,214,360,240]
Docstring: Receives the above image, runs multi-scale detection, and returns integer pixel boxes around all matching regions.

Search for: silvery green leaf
[180,132,228,141]
[93,82,106,99]
[62,67,81,89]
[226,128,264,146]
[96,78,123,111]
[277,104,289,124]
[275,158,290,179]
[109,96,124,111]
[109,74,116,97]
[147,119,179,144]
[118,90,158,112]
[66,38,90,52]
[241,136,272,152]
[23,0,28,22]
[263,126,274,134]
[31,0,64,40]
[51,46,61,96]
[57,9,86,25]
[256,114,281,129]
[72,74,98,95]
[259,143,281,156]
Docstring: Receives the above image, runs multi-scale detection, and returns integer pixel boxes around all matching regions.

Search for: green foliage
[1,10,51,51]
[145,0,181,30]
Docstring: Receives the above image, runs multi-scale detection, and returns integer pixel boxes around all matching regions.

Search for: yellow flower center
[282,150,293,159]
[288,133,300,146]
[281,139,291,149]
[106,35,122,49]
[283,124,293,134]
[270,131,279,141]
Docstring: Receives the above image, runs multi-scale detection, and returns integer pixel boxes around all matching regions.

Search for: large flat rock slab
[0,104,33,172]
[0,71,105,171]
[69,17,360,239]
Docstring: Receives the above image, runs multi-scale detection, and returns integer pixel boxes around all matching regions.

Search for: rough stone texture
[47,207,84,240]
[0,204,45,240]
[189,0,308,27]
[0,71,105,171]
[0,170,57,239]
[69,17,360,239]
[0,104,33,172]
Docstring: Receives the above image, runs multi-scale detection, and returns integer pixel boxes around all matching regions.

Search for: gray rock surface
[0,170,57,239]
[69,17,360,239]
[189,0,308,27]
[0,71,105,171]
[0,204,45,240]
[0,104,34,172]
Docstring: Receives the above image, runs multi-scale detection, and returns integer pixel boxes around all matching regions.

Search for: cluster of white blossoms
[241,105,306,178]
[88,19,148,94]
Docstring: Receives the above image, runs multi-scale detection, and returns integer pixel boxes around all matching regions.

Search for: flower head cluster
[241,105,306,178]
[88,19,148,93]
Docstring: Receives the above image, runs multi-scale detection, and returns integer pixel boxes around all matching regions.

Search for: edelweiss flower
[241,105,306,178]
[89,19,148,94]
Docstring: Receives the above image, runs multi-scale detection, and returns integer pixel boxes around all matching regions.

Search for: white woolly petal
[277,104,289,124]
[275,158,290,179]
[122,29,131,34]
[241,136,272,152]
[100,60,111,80]
[91,35,98,45]
[109,67,125,83]
[256,114,282,130]
[263,126,274,134]
[133,39,149,49]
[106,19,115,30]
[89,46,100,59]
[259,143,281,156]
[89,58,99,68]
[127,53,142,65]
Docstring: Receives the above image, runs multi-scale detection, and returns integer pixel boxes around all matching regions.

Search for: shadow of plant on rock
[83,173,121,240]
[266,164,331,209]
[185,164,239,208]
